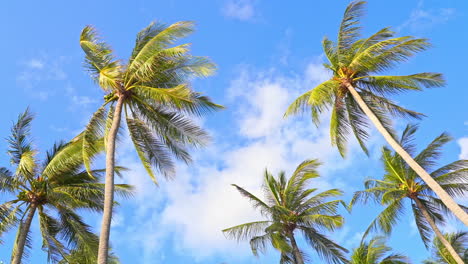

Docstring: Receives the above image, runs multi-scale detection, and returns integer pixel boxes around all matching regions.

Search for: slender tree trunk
[11,205,36,264]
[288,232,304,264]
[97,96,124,264]
[345,82,468,226]
[414,198,464,264]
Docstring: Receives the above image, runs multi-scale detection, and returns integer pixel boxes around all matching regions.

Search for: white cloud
[26,59,45,69]
[222,0,256,21]
[17,55,68,100]
[457,137,468,159]
[398,0,455,32]
[111,61,382,261]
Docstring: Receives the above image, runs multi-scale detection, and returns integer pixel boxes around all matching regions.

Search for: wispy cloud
[398,0,456,32]
[222,0,257,21]
[458,137,468,159]
[16,55,68,100]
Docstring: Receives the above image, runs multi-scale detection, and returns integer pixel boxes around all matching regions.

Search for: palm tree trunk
[97,96,124,264]
[414,198,464,264]
[288,232,304,264]
[345,82,468,226]
[11,205,36,264]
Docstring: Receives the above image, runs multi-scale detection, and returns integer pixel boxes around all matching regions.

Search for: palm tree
[351,124,467,264]
[58,247,120,264]
[284,1,468,225]
[0,109,132,264]
[223,160,348,264]
[349,236,410,264]
[78,21,222,262]
[423,231,467,264]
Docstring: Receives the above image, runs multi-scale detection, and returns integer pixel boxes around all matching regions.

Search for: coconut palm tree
[349,236,410,264]
[350,124,467,263]
[284,1,468,226]
[78,21,222,262]
[58,247,120,264]
[0,109,132,264]
[423,231,467,264]
[223,160,348,264]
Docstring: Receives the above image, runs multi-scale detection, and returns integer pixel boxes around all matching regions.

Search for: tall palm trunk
[288,232,304,264]
[345,82,468,226]
[11,205,36,264]
[414,198,464,264]
[97,96,124,264]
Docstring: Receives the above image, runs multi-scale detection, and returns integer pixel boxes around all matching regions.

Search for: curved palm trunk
[11,205,36,264]
[288,232,304,264]
[414,198,464,264]
[345,83,468,226]
[97,96,124,264]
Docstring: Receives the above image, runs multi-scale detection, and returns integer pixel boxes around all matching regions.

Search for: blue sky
[1,0,467,263]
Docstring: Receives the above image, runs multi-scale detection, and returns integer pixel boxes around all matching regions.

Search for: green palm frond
[231,184,270,216]
[331,101,350,156]
[82,107,107,176]
[350,236,409,264]
[7,108,34,166]
[127,21,194,72]
[0,201,22,242]
[132,99,210,148]
[127,117,175,183]
[38,207,67,263]
[222,221,271,241]
[299,226,349,264]
[0,167,17,193]
[132,84,222,116]
[336,0,365,61]
[345,95,370,155]
[284,80,337,124]
[362,198,405,239]
[80,26,121,90]
[414,132,451,172]
[42,141,84,180]
[359,73,444,96]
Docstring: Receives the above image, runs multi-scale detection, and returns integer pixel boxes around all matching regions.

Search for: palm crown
[80,21,223,183]
[349,236,409,264]
[351,124,467,247]
[285,0,444,156]
[223,160,348,264]
[0,109,132,263]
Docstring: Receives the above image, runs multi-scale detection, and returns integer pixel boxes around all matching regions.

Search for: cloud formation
[111,61,381,262]
[222,0,256,21]
[398,0,455,32]
[16,56,68,100]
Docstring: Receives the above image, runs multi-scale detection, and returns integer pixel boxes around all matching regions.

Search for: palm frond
[337,0,366,63]
[299,226,348,264]
[346,95,370,155]
[127,117,175,183]
[222,221,271,241]
[231,184,271,216]
[284,80,338,124]
[132,83,222,116]
[330,101,350,157]
[362,198,405,239]
[7,108,35,166]
[82,107,107,176]
[414,132,451,172]
[80,26,121,90]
